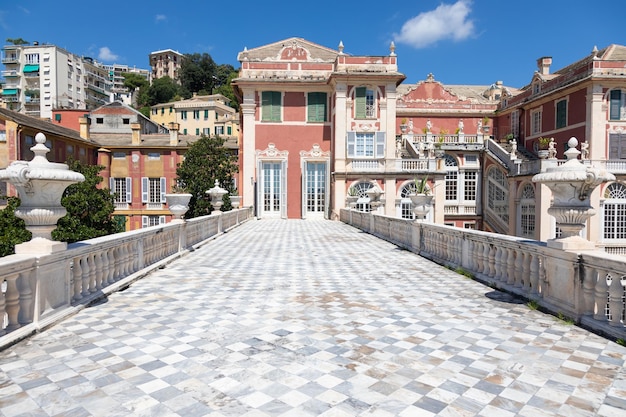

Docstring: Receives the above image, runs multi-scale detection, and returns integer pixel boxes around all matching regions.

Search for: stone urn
[206,180,228,212]
[165,193,192,221]
[410,194,433,221]
[230,195,241,209]
[532,137,615,249]
[0,132,85,254]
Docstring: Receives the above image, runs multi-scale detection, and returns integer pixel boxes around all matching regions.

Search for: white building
[1,42,112,119]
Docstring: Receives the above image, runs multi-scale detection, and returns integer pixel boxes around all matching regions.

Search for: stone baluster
[80,255,90,298]
[87,254,97,294]
[104,249,115,285]
[494,246,504,282]
[529,253,540,296]
[592,269,609,322]
[4,273,21,331]
[94,251,104,290]
[608,273,624,327]
[72,256,83,302]
[521,252,531,291]
[17,273,33,325]
[506,248,516,285]
[514,249,524,287]
[487,244,496,278]
[0,283,5,336]
[581,266,598,317]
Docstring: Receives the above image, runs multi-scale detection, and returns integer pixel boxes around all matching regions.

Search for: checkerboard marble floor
[1,219,625,417]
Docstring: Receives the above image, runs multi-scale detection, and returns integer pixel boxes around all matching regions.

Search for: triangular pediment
[238,37,339,63]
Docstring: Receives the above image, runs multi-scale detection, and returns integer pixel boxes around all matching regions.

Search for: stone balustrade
[0,208,253,349]
[340,208,626,341]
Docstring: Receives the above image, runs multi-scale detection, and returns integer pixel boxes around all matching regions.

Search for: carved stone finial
[338,41,344,55]
[389,41,396,56]
[426,73,435,82]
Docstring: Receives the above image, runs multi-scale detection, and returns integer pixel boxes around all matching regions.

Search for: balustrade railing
[340,209,626,341]
[0,208,253,349]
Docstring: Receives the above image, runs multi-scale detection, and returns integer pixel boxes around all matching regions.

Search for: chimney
[131,123,141,145]
[78,116,90,140]
[168,122,180,145]
[537,56,552,75]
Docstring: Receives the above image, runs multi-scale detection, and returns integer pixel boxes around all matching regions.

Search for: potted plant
[165,181,192,221]
[400,118,408,133]
[346,186,359,207]
[482,116,490,133]
[537,137,551,159]
[409,177,434,220]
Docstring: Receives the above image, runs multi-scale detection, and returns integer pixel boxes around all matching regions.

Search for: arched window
[603,182,626,240]
[519,183,535,239]
[487,167,509,225]
[351,181,374,212]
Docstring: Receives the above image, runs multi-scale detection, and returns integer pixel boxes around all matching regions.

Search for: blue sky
[1,0,625,88]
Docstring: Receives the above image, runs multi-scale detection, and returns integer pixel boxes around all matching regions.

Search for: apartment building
[149,49,183,81]
[102,64,150,105]
[1,43,111,119]
[150,94,239,139]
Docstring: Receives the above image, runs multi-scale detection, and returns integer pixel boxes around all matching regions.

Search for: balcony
[2,56,19,64]
[2,69,19,77]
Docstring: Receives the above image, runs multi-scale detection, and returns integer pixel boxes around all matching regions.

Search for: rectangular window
[193,110,200,120]
[96,118,103,124]
[169,106,173,113]
[227,126,232,135]
[204,109,209,120]
[110,177,132,203]
[183,128,187,135]
[464,171,477,201]
[141,177,166,204]
[609,133,626,159]
[122,118,130,125]
[355,87,376,119]
[307,92,327,122]
[203,128,210,135]
[556,99,567,128]
[445,171,458,201]
[346,132,385,158]
[113,152,126,159]
[142,215,166,228]
[215,126,224,135]
[531,109,542,135]
[195,128,200,135]
[261,91,281,122]
[181,110,187,120]
[161,108,164,115]
[147,152,160,160]
[610,90,626,121]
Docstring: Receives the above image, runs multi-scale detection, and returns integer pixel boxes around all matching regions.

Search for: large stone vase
[410,193,433,221]
[165,193,192,221]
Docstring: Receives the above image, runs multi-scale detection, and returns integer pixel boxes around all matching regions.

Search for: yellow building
[150,94,238,139]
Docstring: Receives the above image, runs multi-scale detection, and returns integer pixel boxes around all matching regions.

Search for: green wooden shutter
[308,92,327,122]
[262,91,281,121]
[355,87,366,119]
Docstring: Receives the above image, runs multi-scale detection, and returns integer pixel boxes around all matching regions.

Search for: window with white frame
[215,126,224,135]
[464,171,477,202]
[531,109,542,135]
[346,132,385,158]
[400,182,418,220]
[141,177,166,205]
[519,183,536,239]
[110,177,132,205]
[609,90,626,121]
[603,183,626,240]
[444,155,458,201]
[142,215,166,228]
[487,167,509,225]
[511,110,520,139]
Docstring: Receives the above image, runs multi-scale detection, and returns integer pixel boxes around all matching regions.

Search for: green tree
[214,66,240,111]
[52,159,124,243]
[145,76,180,106]
[0,196,32,257]
[6,38,29,45]
[175,135,238,218]
[179,53,217,95]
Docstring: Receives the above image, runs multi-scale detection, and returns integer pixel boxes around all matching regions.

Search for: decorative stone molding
[0,132,84,254]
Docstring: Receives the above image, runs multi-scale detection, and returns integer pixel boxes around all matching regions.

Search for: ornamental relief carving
[300,144,330,159]
[256,143,288,159]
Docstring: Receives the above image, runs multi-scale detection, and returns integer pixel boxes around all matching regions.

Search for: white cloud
[393,0,475,48]
[155,14,167,23]
[98,47,119,62]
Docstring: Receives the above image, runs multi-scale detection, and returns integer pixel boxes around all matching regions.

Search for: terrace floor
[1,219,625,417]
